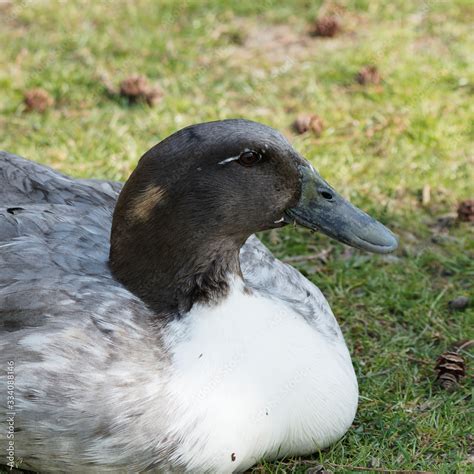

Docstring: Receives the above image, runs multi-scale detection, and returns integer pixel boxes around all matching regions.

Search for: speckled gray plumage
[0,150,121,206]
[0,152,341,472]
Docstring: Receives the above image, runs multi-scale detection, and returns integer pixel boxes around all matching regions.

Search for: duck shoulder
[0,151,121,207]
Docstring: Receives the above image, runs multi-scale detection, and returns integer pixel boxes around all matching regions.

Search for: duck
[0,119,398,473]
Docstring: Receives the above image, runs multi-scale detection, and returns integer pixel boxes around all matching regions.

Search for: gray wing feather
[0,198,164,471]
[0,151,121,207]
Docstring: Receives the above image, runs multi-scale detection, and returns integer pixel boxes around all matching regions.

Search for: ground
[0,1,473,473]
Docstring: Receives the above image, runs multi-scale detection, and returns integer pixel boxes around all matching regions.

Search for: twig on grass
[326,463,433,473]
[282,249,331,264]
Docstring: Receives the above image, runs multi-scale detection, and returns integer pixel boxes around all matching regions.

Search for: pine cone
[119,75,163,106]
[24,88,54,112]
[144,85,164,106]
[457,199,474,222]
[309,16,340,38]
[120,75,150,100]
[293,114,324,136]
[356,65,381,85]
[435,351,466,390]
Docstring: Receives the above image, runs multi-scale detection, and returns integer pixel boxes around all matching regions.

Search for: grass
[0,0,473,472]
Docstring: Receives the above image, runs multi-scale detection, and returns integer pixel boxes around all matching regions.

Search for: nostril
[320,190,333,200]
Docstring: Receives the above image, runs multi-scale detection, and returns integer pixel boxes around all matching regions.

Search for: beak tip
[370,228,399,254]
[350,221,399,254]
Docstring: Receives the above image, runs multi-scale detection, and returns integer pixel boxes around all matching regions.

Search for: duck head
[110,119,397,315]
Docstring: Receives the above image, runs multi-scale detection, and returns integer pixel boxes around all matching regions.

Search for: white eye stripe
[218,148,259,165]
[218,155,240,165]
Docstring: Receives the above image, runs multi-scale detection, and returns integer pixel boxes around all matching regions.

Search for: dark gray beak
[285,164,398,254]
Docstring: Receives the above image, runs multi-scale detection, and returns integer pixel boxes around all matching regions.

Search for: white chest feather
[163,280,358,472]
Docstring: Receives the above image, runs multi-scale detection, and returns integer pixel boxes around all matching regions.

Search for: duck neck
[109,224,245,317]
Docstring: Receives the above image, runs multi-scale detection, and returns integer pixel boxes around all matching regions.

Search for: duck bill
[285,165,398,254]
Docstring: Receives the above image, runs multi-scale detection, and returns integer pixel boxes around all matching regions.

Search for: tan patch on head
[130,185,166,222]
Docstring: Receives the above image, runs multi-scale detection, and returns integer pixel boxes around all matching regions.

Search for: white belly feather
[163,278,358,472]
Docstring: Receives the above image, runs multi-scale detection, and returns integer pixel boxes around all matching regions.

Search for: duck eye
[237,150,261,167]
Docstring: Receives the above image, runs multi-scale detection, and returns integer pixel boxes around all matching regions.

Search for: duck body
[162,276,358,472]
[1,120,397,472]
[0,152,356,472]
